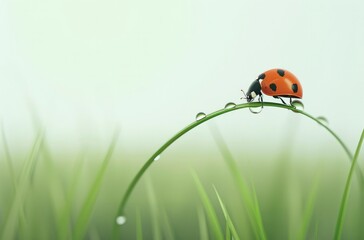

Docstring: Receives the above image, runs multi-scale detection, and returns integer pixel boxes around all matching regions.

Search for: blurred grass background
[1,0,364,238]
[1,119,363,239]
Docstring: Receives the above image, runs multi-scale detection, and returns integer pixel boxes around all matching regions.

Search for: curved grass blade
[117,102,361,217]
[146,178,162,240]
[334,129,364,240]
[1,123,17,189]
[214,186,241,240]
[73,130,119,240]
[57,154,86,240]
[1,130,44,239]
[192,172,224,240]
[210,124,266,239]
[297,176,320,240]
[250,185,267,240]
[136,209,143,240]
[198,207,209,240]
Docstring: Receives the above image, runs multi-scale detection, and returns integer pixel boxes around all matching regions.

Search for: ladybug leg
[277,97,287,105]
[249,94,263,114]
[258,94,263,106]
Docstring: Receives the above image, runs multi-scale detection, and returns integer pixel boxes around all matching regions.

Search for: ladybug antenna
[240,89,247,99]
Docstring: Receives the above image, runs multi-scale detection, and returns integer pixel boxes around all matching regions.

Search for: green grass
[117,101,363,218]
[1,102,363,239]
[209,123,266,239]
[73,130,119,239]
[114,101,363,239]
[214,186,240,240]
[297,175,320,240]
[1,129,44,240]
[193,172,224,240]
[334,129,364,240]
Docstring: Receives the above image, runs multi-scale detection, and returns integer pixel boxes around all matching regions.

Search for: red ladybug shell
[259,69,303,99]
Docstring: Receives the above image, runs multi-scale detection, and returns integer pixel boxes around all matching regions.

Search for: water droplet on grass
[154,155,160,161]
[195,112,206,121]
[116,216,127,225]
[317,116,329,125]
[224,102,236,109]
[291,100,304,111]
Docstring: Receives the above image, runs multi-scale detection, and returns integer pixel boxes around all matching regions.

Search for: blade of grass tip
[73,130,119,240]
[57,153,86,240]
[192,171,224,240]
[334,129,364,240]
[198,207,209,240]
[26,100,49,182]
[145,177,162,240]
[136,209,143,240]
[117,102,362,218]
[209,123,266,240]
[1,122,17,189]
[250,184,267,240]
[1,129,44,240]
[214,186,241,240]
[28,130,46,184]
[18,129,44,183]
[297,175,320,240]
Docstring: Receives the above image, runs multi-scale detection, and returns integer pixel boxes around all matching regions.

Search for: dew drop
[154,155,161,161]
[317,116,329,125]
[116,216,127,225]
[195,112,206,121]
[224,102,236,109]
[291,100,304,111]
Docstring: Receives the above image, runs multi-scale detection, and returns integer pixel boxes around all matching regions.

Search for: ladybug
[242,68,303,105]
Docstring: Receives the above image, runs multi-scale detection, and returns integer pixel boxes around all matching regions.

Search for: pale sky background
[0,0,363,158]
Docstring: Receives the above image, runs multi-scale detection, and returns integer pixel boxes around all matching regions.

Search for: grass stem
[117,102,361,219]
[334,129,364,240]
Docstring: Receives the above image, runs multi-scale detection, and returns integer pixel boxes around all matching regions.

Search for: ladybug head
[242,79,261,102]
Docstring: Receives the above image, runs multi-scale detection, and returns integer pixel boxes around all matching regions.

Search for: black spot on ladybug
[277,69,285,77]
[269,83,277,91]
[292,83,298,93]
[258,73,266,79]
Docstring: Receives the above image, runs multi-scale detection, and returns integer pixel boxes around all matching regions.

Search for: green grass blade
[146,178,162,240]
[297,176,319,240]
[1,123,17,189]
[18,130,45,183]
[73,131,119,240]
[136,209,143,240]
[225,221,231,240]
[250,185,267,240]
[193,172,224,240]
[162,211,175,240]
[210,124,266,240]
[117,101,360,217]
[57,154,86,240]
[1,129,44,239]
[214,186,241,240]
[198,207,209,240]
[297,111,363,184]
[334,129,364,240]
